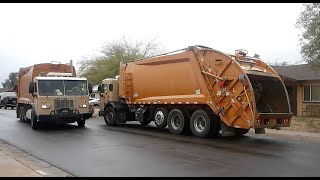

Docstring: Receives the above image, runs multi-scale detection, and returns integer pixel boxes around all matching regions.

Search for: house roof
[272,64,320,81]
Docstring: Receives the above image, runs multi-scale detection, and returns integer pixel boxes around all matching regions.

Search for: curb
[0,140,74,177]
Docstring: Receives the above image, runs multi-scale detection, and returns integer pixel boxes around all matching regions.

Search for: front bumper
[38,108,90,123]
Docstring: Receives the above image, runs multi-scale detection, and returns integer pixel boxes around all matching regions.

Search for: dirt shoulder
[281,116,320,133]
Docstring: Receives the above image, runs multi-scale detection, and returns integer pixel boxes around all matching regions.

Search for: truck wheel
[167,109,189,135]
[77,119,86,127]
[190,110,213,138]
[20,107,26,122]
[4,105,7,109]
[104,107,116,126]
[19,107,23,122]
[31,110,39,130]
[235,128,250,136]
[154,107,168,128]
[11,107,14,110]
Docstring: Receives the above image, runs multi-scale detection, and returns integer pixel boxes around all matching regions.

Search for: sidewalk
[0,140,73,177]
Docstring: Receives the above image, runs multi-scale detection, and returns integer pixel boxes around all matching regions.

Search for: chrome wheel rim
[171,114,181,130]
[194,115,206,132]
[155,111,165,125]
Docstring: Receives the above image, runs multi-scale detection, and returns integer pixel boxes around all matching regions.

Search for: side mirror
[98,85,102,94]
[88,83,93,94]
[29,82,34,94]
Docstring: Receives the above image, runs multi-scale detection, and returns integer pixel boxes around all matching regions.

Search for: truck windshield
[38,80,88,96]
[65,80,88,96]
[38,80,64,96]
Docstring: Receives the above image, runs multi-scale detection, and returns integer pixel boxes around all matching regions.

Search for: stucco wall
[297,80,320,116]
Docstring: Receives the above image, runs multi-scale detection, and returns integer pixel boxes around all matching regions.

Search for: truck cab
[26,75,92,129]
[98,77,119,117]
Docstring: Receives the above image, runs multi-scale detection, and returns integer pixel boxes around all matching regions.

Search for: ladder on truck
[125,73,133,98]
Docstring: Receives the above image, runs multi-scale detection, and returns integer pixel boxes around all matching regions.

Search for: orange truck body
[99,46,292,137]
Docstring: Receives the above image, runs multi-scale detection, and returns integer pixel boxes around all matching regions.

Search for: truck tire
[30,110,39,130]
[190,110,214,138]
[104,107,116,126]
[235,128,250,136]
[4,105,7,109]
[154,107,168,128]
[77,119,86,127]
[20,106,26,122]
[167,109,190,135]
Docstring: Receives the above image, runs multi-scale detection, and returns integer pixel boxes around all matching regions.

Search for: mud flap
[116,111,127,124]
[255,128,265,134]
[221,121,236,136]
[135,108,148,123]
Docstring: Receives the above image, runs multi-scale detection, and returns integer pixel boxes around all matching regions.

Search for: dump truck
[16,61,92,130]
[98,45,292,137]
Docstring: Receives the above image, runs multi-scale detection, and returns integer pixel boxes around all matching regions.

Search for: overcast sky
[0,3,304,88]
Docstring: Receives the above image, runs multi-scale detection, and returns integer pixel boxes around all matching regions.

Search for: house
[273,64,320,116]
[90,85,100,99]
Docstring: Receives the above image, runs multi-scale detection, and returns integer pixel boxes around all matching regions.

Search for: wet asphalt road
[0,108,320,177]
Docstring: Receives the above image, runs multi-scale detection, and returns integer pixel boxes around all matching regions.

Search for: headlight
[41,104,51,109]
[79,104,87,108]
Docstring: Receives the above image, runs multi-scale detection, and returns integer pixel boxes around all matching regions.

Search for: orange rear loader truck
[98,45,292,137]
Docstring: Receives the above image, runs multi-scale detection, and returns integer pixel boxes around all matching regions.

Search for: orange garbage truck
[98,45,292,137]
[16,61,92,130]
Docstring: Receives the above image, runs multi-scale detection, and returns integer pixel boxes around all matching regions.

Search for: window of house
[304,85,320,102]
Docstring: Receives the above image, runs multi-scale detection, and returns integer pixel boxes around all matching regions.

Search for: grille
[55,99,74,110]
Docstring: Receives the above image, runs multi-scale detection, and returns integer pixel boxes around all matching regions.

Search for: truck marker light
[178,102,182,104]
[153,102,157,104]
[79,104,87,108]
[41,104,51,109]
[171,102,174,104]
[186,102,190,104]
[194,102,198,104]
[164,102,168,104]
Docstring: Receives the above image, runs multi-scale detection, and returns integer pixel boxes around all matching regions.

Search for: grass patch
[282,116,320,133]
